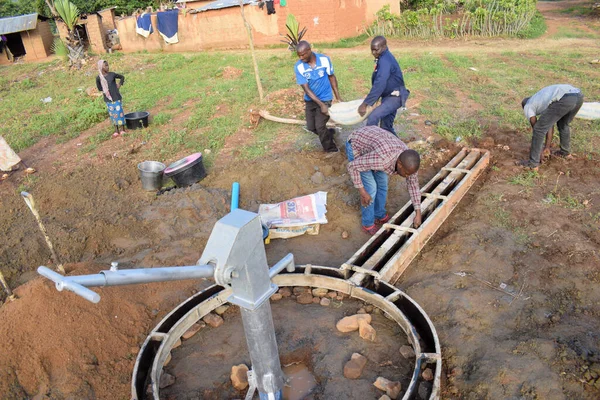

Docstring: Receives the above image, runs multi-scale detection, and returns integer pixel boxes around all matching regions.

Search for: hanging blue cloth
[157,9,180,44]
[136,13,153,38]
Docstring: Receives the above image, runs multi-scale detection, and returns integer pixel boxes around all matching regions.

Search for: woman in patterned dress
[96,60,127,138]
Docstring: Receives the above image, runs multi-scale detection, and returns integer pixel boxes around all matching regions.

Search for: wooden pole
[239,0,264,103]
[21,192,66,274]
[0,271,16,301]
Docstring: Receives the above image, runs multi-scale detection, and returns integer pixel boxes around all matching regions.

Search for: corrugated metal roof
[192,0,256,12]
[0,13,39,36]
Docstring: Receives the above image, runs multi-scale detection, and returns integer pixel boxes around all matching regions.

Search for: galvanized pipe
[240,301,285,400]
[38,265,215,303]
[100,265,215,286]
[268,253,295,279]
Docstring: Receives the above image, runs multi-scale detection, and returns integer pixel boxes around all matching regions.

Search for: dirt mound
[0,262,205,399]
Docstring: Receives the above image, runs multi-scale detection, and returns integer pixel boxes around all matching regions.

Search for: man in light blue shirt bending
[519,84,584,169]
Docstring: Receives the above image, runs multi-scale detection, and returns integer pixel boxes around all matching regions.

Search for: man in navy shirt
[358,36,409,136]
[295,41,342,153]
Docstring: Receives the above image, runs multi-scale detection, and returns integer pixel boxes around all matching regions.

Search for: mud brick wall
[114,0,399,53]
[20,21,54,60]
[86,14,108,54]
[98,9,117,32]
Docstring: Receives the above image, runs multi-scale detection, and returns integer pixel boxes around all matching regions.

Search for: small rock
[215,305,229,315]
[172,338,182,349]
[320,298,331,307]
[130,347,139,355]
[312,296,321,304]
[417,381,433,399]
[422,368,434,381]
[327,291,337,299]
[336,314,372,332]
[279,287,292,297]
[341,231,349,239]
[231,364,249,390]
[203,313,224,328]
[320,165,334,176]
[399,345,415,359]
[293,287,309,295]
[311,171,325,185]
[358,320,377,342]
[312,288,329,297]
[424,120,433,126]
[374,377,401,399]
[164,352,172,366]
[297,293,314,305]
[204,148,212,155]
[159,373,176,389]
[336,295,344,301]
[271,293,283,301]
[344,353,368,379]
[379,396,391,400]
[357,308,367,314]
[182,322,206,339]
[365,305,374,313]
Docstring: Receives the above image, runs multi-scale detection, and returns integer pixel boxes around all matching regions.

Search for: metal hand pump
[38,209,294,400]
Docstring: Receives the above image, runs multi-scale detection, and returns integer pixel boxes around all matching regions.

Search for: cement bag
[259,191,328,229]
[328,99,371,126]
[576,102,600,120]
[268,224,320,240]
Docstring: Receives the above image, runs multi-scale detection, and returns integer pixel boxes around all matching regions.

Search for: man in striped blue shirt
[295,41,342,153]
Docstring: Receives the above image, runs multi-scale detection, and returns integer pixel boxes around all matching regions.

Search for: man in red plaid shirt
[346,126,422,235]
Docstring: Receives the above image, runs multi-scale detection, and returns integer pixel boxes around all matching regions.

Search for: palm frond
[53,0,80,31]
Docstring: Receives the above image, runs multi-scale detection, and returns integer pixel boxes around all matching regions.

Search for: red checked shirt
[347,126,421,210]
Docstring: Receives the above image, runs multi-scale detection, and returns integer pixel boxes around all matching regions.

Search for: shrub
[367,1,539,39]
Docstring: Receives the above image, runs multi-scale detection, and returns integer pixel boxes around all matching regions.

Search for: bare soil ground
[1,2,600,399]
[162,297,413,400]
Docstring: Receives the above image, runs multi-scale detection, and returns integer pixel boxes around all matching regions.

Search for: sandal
[362,225,379,235]
[514,159,539,171]
[112,132,120,138]
[375,214,391,225]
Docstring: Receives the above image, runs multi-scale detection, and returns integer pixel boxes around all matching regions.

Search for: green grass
[509,170,539,187]
[551,27,600,39]
[518,11,547,39]
[315,34,369,49]
[1,43,600,164]
[560,4,595,16]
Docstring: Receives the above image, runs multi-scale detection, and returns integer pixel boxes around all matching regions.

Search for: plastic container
[125,111,150,130]
[164,153,207,187]
[137,161,166,191]
[328,99,372,125]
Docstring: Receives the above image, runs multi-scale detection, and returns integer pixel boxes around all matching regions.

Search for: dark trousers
[305,100,337,152]
[366,95,403,136]
[529,92,584,165]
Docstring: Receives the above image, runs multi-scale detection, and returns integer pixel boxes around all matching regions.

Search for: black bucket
[164,153,207,187]
[125,111,150,130]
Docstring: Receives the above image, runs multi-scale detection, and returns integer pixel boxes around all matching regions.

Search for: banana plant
[47,0,84,67]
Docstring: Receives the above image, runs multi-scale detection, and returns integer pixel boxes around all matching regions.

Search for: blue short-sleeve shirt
[294,53,334,102]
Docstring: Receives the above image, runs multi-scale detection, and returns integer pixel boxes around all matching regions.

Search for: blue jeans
[366,95,403,136]
[346,140,388,227]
